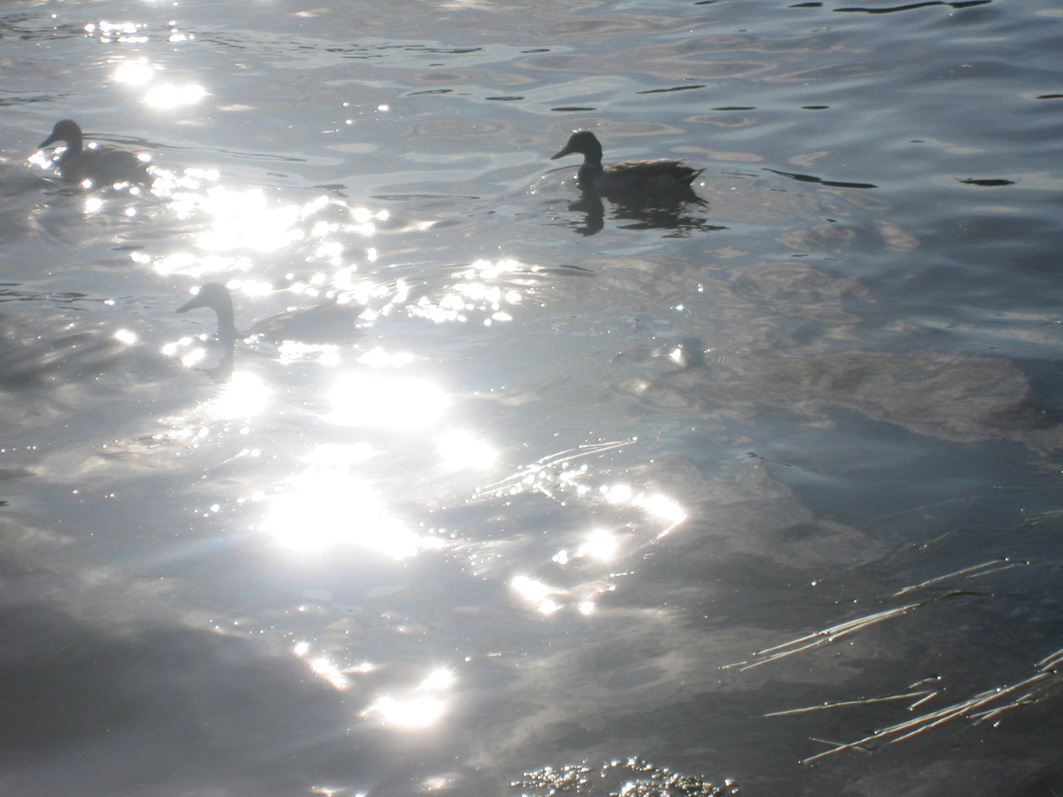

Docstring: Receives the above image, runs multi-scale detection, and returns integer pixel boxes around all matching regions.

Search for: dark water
[2,0,1062,794]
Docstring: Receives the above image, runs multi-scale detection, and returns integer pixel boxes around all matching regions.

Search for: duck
[37,119,151,186]
[551,130,704,193]
[176,282,363,346]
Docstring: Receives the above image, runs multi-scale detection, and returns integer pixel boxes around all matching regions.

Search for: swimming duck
[551,130,704,193]
[38,119,150,186]
[177,282,363,346]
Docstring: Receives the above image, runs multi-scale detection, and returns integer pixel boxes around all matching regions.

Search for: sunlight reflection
[114,57,155,86]
[552,529,618,598]
[293,641,377,692]
[86,21,147,43]
[162,335,200,366]
[145,83,206,109]
[602,483,687,536]
[364,667,454,729]
[196,188,303,253]
[203,371,269,420]
[577,529,618,561]
[327,373,449,431]
[303,442,374,467]
[638,492,688,536]
[437,430,497,472]
[229,278,274,298]
[419,667,454,691]
[357,347,414,369]
[113,328,138,346]
[511,575,562,615]
[405,258,523,326]
[263,456,441,557]
[476,443,687,549]
[26,149,54,172]
[601,483,633,504]
[367,695,445,729]
[311,656,350,690]
[146,180,381,283]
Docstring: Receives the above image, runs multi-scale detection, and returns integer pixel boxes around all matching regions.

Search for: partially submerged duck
[176,282,362,345]
[551,130,704,193]
[38,119,150,186]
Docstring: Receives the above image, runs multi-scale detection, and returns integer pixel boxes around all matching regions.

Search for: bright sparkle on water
[215,372,268,418]
[145,83,207,109]
[113,328,138,346]
[418,668,455,691]
[437,429,497,472]
[602,483,687,537]
[262,460,440,558]
[113,57,155,86]
[367,695,446,729]
[326,372,449,431]
[364,667,454,729]
[146,178,381,288]
[404,258,524,325]
[577,529,618,562]
[512,575,562,615]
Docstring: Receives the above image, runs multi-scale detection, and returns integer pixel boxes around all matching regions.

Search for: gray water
[2,0,1063,794]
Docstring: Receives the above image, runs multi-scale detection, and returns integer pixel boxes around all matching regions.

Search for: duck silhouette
[176,282,363,346]
[551,130,704,194]
[38,119,151,186]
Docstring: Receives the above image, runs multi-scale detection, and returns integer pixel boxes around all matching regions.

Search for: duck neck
[63,129,84,156]
[214,302,239,341]
[577,161,603,188]
[581,147,603,169]
[575,142,604,187]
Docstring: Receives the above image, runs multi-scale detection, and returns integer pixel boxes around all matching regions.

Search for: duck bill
[551,145,574,160]
[176,297,203,314]
[38,133,59,149]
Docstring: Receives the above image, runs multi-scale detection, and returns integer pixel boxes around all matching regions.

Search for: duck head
[39,119,84,152]
[177,282,238,339]
[552,131,603,164]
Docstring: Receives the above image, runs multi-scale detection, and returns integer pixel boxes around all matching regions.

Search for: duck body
[551,130,704,194]
[177,282,362,346]
[38,119,150,186]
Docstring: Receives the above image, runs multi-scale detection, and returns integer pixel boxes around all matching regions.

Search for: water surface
[2,0,1063,795]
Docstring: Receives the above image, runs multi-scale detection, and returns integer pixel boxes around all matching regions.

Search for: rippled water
[2,0,1062,795]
